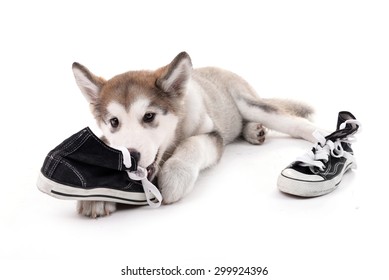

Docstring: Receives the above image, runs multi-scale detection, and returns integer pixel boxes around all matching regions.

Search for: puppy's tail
[261,98,314,120]
[234,95,317,142]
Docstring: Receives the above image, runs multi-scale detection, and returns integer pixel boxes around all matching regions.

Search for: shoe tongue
[326,111,358,141]
[336,111,356,130]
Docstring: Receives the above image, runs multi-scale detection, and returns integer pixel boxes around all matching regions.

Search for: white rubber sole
[277,158,355,197]
[37,172,153,205]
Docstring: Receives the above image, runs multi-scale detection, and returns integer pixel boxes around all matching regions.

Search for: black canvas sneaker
[277,111,361,197]
[37,127,162,207]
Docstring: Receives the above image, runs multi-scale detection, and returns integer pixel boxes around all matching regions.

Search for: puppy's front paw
[76,201,116,218]
[158,159,199,204]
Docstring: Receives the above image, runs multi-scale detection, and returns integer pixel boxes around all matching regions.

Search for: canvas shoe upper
[277,111,360,197]
[37,127,162,207]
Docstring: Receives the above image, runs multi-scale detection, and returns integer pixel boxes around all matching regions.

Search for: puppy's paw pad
[243,123,267,145]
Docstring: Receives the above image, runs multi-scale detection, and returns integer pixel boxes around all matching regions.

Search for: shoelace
[115,146,162,208]
[296,120,361,172]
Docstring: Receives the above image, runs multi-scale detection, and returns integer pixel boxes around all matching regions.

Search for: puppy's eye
[110,117,119,128]
[143,112,156,123]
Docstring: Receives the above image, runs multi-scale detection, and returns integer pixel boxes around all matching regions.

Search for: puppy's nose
[128,149,141,166]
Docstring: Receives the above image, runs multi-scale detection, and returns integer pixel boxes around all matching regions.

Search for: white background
[1,0,388,279]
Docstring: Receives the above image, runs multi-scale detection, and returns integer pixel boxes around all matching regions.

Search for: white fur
[77,201,116,218]
[159,134,221,203]
[101,99,178,168]
[181,80,214,136]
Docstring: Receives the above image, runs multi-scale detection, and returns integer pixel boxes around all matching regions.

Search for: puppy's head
[72,52,192,180]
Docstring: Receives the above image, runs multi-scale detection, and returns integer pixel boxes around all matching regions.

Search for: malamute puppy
[72,52,317,217]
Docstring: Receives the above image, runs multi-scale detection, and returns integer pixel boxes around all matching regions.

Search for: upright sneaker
[37,127,162,207]
[277,111,361,197]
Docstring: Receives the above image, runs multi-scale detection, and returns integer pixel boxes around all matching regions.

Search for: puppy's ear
[72,62,105,104]
[156,52,192,95]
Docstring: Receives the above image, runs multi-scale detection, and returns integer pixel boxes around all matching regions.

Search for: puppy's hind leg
[242,122,267,145]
